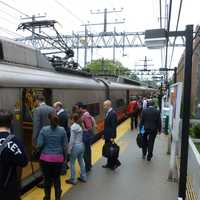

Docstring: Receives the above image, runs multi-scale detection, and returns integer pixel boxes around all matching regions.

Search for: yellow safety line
[22,119,131,200]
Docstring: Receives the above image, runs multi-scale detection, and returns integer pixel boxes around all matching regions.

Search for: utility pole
[90,8,124,33]
[113,27,116,64]
[81,8,125,68]
[84,25,88,67]
[135,56,154,79]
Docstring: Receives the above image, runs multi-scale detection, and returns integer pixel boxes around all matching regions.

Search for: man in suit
[53,101,69,175]
[102,100,121,170]
[53,101,70,141]
[32,95,54,146]
[140,100,161,161]
[32,95,54,188]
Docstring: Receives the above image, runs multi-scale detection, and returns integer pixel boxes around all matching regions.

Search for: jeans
[41,161,62,200]
[69,143,86,183]
[83,131,92,172]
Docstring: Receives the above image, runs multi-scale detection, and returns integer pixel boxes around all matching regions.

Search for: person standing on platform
[32,95,54,146]
[53,101,69,175]
[32,95,54,188]
[37,112,67,200]
[142,97,148,110]
[127,97,139,130]
[53,101,70,141]
[0,109,28,200]
[66,113,87,185]
[79,104,94,172]
[102,100,121,170]
[140,100,161,161]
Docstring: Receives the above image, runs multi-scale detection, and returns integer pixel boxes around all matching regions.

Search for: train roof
[0,62,155,92]
[0,62,105,89]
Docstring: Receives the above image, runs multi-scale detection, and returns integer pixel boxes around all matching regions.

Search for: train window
[0,42,3,60]
[86,103,100,117]
[116,99,125,108]
[22,88,52,122]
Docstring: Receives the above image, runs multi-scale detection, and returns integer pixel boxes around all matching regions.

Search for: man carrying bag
[102,100,121,170]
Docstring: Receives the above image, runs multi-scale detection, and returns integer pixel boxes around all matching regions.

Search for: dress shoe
[142,155,146,160]
[102,164,110,168]
[37,182,44,188]
[147,156,151,161]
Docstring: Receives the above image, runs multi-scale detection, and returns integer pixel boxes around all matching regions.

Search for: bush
[190,123,200,138]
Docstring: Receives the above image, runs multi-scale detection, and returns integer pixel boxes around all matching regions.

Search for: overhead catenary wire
[0,26,24,37]
[53,0,85,24]
[164,0,172,81]
[168,0,183,69]
[0,15,17,26]
[0,8,20,21]
[0,1,30,17]
[159,0,164,68]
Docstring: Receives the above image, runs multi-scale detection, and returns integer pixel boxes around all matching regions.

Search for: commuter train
[0,37,155,190]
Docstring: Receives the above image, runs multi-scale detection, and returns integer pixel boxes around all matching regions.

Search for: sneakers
[78,177,87,183]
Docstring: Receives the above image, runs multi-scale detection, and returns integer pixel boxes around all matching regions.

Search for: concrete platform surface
[62,131,178,200]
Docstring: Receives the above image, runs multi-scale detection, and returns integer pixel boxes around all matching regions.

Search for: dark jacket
[58,110,70,141]
[32,103,54,145]
[103,109,117,140]
[0,132,28,199]
[140,106,161,132]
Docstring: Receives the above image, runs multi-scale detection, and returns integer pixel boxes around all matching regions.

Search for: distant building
[177,25,200,118]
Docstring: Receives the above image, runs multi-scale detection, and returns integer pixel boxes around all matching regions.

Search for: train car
[0,37,155,190]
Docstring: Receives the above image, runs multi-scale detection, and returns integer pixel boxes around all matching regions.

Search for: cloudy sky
[0,0,199,79]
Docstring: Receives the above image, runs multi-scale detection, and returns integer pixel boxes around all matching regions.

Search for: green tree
[83,58,130,76]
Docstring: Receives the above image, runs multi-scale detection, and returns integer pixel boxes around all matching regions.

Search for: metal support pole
[104,8,107,32]
[84,25,88,67]
[174,67,177,83]
[178,24,193,200]
[91,35,94,62]
[76,34,79,63]
[113,27,116,64]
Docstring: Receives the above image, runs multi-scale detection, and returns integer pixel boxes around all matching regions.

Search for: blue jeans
[69,143,86,183]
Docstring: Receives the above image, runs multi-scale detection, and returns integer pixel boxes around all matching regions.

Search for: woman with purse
[37,111,68,200]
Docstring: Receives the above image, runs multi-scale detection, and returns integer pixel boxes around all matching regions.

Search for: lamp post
[145,25,193,200]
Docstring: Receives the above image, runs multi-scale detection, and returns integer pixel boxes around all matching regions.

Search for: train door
[126,90,130,105]
[21,88,52,181]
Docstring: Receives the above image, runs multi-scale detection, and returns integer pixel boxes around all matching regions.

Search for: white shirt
[143,100,147,109]
[106,107,113,118]
[57,108,65,116]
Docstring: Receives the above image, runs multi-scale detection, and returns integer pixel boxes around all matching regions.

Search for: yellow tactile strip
[21,119,131,200]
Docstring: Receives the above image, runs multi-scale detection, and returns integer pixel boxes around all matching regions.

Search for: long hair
[48,111,59,129]
[71,113,82,126]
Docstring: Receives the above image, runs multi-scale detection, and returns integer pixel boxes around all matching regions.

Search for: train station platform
[22,119,178,200]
